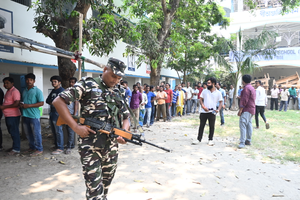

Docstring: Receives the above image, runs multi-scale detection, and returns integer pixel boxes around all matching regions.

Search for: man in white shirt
[279,86,289,112]
[182,82,193,115]
[191,85,199,114]
[255,80,269,129]
[270,84,280,110]
[193,77,223,146]
[228,85,234,110]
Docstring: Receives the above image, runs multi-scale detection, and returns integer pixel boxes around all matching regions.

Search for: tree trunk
[231,72,240,111]
[57,57,77,88]
[54,32,77,88]
[183,71,186,84]
[150,60,162,86]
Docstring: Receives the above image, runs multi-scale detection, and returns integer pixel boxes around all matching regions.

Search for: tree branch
[161,0,168,15]
[170,0,180,16]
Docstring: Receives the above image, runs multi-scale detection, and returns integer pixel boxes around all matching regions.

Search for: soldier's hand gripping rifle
[57,116,171,152]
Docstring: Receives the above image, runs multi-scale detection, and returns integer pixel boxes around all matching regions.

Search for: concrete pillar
[86,72,93,77]
[135,77,141,84]
[238,0,243,12]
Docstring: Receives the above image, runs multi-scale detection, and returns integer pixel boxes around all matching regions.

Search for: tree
[167,42,212,83]
[123,0,228,86]
[213,28,277,110]
[30,0,130,87]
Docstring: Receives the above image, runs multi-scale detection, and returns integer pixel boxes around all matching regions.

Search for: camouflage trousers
[78,132,118,200]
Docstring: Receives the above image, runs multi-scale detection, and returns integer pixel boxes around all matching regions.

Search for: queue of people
[1,72,299,156]
[0,74,77,156]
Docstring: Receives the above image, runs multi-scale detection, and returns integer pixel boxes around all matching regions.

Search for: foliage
[212,28,278,109]
[122,0,229,85]
[30,0,130,56]
[29,0,130,87]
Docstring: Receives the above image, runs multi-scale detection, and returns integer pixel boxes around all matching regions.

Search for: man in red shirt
[0,77,21,155]
[164,83,173,121]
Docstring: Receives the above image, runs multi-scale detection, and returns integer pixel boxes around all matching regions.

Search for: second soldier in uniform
[53,58,130,200]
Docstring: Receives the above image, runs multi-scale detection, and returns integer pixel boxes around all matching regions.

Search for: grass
[173,110,300,164]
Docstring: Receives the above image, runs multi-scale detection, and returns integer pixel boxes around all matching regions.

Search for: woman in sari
[176,85,185,117]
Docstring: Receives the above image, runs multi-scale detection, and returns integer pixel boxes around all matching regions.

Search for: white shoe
[192,140,200,145]
[208,140,214,146]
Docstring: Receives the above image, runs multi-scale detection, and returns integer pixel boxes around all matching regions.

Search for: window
[11,0,31,7]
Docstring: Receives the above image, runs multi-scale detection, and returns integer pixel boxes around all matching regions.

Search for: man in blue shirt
[216,82,226,126]
[172,85,179,117]
[143,85,156,127]
[46,76,65,155]
[237,86,243,108]
[20,73,44,157]
[122,81,132,104]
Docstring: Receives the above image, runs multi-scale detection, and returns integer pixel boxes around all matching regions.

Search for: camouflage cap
[107,57,126,77]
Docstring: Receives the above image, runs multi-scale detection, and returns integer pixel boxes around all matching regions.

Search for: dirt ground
[1,116,300,200]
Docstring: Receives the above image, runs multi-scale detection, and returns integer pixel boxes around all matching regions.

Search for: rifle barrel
[140,139,171,152]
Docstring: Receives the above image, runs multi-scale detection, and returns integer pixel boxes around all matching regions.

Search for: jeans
[23,117,43,152]
[191,99,198,113]
[5,116,21,151]
[270,98,278,110]
[171,102,177,117]
[150,104,156,125]
[143,107,152,126]
[0,111,3,148]
[165,103,171,120]
[65,125,75,149]
[298,98,300,110]
[288,95,296,105]
[229,98,233,109]
[255,106,267,128]
[198,113,216,141]
[50,112,64,150]
[217,106,225,125]
[279,101,288,112]
[239,112,253,144]
[186,99,191,114]
[156,104,166,121]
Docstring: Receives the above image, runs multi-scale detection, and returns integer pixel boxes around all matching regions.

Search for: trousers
[239,112,253,144]
[198,113,216,141]
[156,104,166,121]
[79,133,118,200]
[255,106,267,128]
[270,98,278,110]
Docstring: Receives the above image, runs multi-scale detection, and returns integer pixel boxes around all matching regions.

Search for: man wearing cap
[53,58,130,200]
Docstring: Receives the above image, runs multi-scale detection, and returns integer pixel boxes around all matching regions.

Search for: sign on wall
[127,55,135,71]
[229,47,300,62]
[0,8,13,53]
[146,64,151,74]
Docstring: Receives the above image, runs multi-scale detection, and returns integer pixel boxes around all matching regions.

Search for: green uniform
[59,76,130,200]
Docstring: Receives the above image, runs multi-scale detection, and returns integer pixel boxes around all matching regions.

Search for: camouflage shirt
[59,76,130,126]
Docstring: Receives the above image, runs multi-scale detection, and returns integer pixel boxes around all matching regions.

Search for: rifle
[57,116,171,152]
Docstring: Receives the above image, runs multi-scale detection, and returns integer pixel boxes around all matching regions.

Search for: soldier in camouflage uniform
[53,58,130,200]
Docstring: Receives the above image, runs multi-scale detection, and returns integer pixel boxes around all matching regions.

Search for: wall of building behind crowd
[0,0,181,114]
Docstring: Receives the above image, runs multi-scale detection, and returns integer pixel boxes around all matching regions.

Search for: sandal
[8,149,20,155]
[51,149,63,155]
[65,148,72,155]
[24,148,35,154]
[30,150,43,157]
